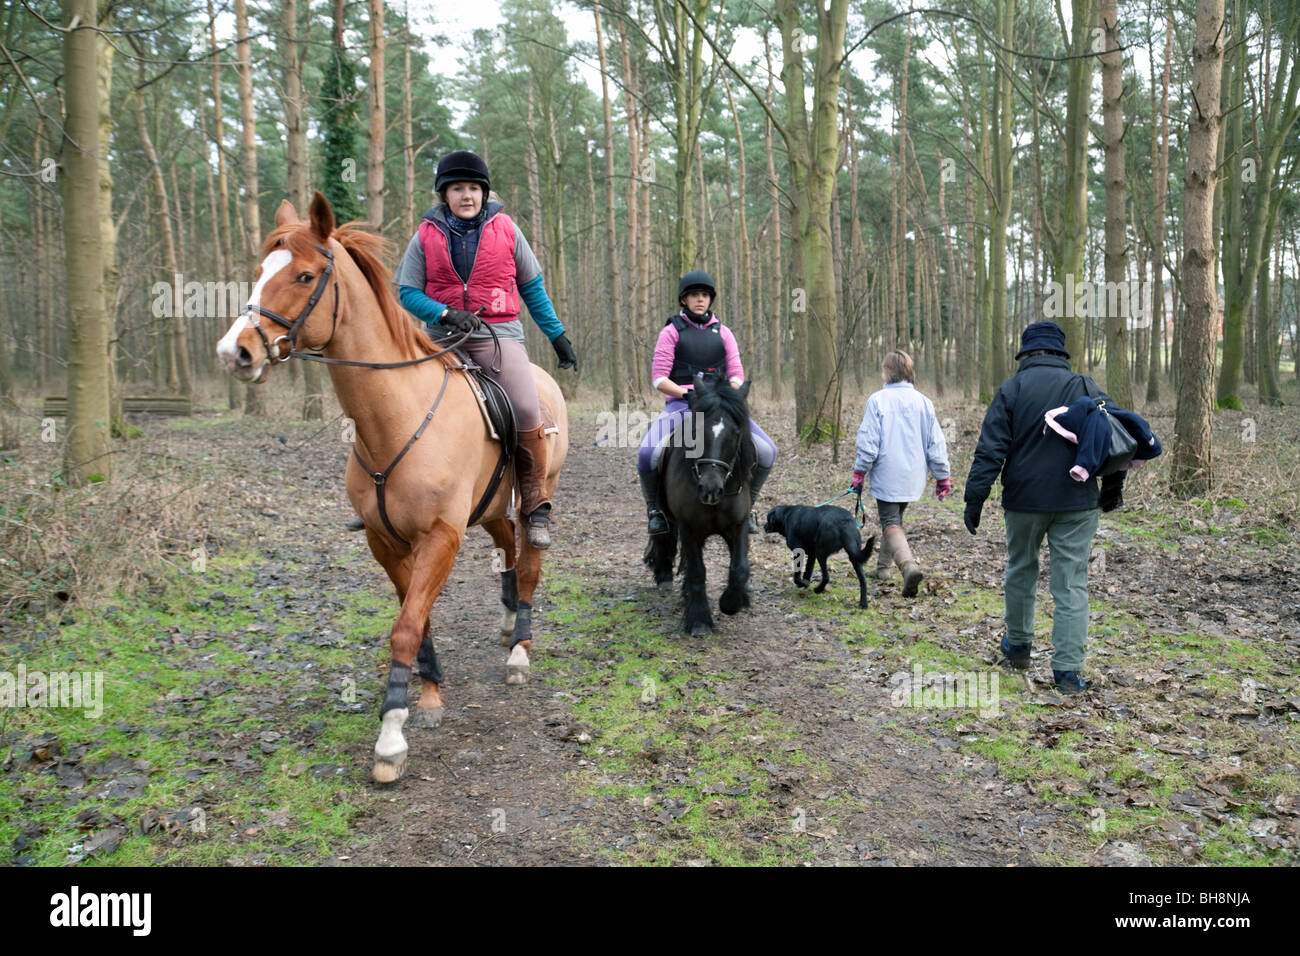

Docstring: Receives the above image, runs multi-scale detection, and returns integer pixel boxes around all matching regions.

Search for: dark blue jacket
[965,354,1115,513]
[1047,399,1163,481]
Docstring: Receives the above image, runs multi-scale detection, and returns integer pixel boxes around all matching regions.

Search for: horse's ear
[309,191,336,240]
[693,371,710,394]
[275,200,300,227]
[736,380,751,402]
[685,387,697,412]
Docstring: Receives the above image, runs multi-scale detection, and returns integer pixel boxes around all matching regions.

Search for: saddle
[448,343,558,525]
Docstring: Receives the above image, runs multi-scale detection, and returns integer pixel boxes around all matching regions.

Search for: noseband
[240,243,338,363]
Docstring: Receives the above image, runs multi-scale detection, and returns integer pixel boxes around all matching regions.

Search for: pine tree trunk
[1172,0,1225,497]
[617,14,643,395]
[367,0,386,231]
[62,0,112,484]
[1101,0,1132,405]
[1148,4,1173,404]
[777,0,848,438]
[724,76,754,360]
[137,81,191,396]
[989,0,1014,386]
[97,25,124,434]
[764,31,782,400]
[1055,0,1097,368]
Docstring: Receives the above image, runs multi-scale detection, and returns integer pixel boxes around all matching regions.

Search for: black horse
[644,371,755,635]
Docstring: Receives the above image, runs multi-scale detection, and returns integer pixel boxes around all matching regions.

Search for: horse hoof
[499,608,516,640]
[688,623,711,637]
[506,644,530,684]
[409,706,444,729]
[372,753,407,784]
[719,591,744,615]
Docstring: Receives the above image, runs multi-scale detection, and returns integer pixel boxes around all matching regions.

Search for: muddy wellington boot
[886,525,924,598]
[515,424,553,549]
[640,470,669,535]
[747,463,772,534]
[874,529,894,580]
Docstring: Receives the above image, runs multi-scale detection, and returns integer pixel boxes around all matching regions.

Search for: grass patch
[0,553,385,866]
[538,572,832,866]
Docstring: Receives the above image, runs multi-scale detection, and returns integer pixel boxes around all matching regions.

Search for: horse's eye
[297,271,313,283]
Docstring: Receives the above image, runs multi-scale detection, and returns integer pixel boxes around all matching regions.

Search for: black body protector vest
[667,313,726,386]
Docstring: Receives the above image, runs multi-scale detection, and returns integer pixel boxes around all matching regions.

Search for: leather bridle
[241,243,339,364]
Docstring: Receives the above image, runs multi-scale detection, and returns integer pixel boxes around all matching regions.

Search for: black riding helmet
[678,270,716,308]
[435,150,491,198]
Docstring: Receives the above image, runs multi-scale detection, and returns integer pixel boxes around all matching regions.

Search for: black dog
[764,505,876,608]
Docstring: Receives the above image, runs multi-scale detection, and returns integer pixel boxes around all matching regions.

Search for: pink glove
[851,470,865,492]
[935,478,952,500]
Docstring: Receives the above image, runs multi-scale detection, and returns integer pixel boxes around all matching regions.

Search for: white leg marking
[506,645,530,684]
[374,708,409,761]
[499,607,517,641]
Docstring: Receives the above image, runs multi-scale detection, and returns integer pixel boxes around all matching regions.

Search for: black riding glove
[963,498,983,536]
[1099,474,1125,513]
[552,333,578,372]
[439,307,480,333]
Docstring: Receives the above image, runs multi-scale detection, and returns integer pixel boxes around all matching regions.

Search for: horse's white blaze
[216,248,293,366]
[711,419,725,440]
[374,707,409,761]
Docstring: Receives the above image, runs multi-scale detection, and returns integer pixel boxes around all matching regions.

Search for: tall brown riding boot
[515,424,552,549]
[885,525,924,597]
[874,528,894,580]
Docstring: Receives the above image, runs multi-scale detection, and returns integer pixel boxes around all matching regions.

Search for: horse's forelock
[693,381,750,429]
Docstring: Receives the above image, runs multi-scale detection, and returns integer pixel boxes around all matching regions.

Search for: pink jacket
[651,313,744,394]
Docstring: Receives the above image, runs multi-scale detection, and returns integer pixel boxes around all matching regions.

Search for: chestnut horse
[216,193,568,783]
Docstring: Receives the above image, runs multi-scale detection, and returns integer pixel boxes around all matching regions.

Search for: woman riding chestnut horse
[216,189,570,783]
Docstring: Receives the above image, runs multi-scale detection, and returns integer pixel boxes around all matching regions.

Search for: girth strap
[351,363,514,548]
[353,366,453,548]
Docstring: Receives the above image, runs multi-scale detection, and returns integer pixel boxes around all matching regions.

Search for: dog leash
[814,487,870,530]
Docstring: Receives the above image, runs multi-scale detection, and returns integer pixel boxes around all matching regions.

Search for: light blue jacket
[854,382,950,503]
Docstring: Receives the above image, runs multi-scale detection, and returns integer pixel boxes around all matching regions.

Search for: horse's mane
[263,222,436,360]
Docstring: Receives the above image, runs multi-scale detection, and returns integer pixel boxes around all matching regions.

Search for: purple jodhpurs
[636,398,777,473]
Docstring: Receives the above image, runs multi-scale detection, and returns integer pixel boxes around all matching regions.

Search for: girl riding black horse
[645,371,755,635]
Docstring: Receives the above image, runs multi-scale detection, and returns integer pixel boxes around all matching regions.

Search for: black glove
[1099,475,1125,513]
[963,499,983,536]
[552,333,578,372]
[439,307,480,333]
